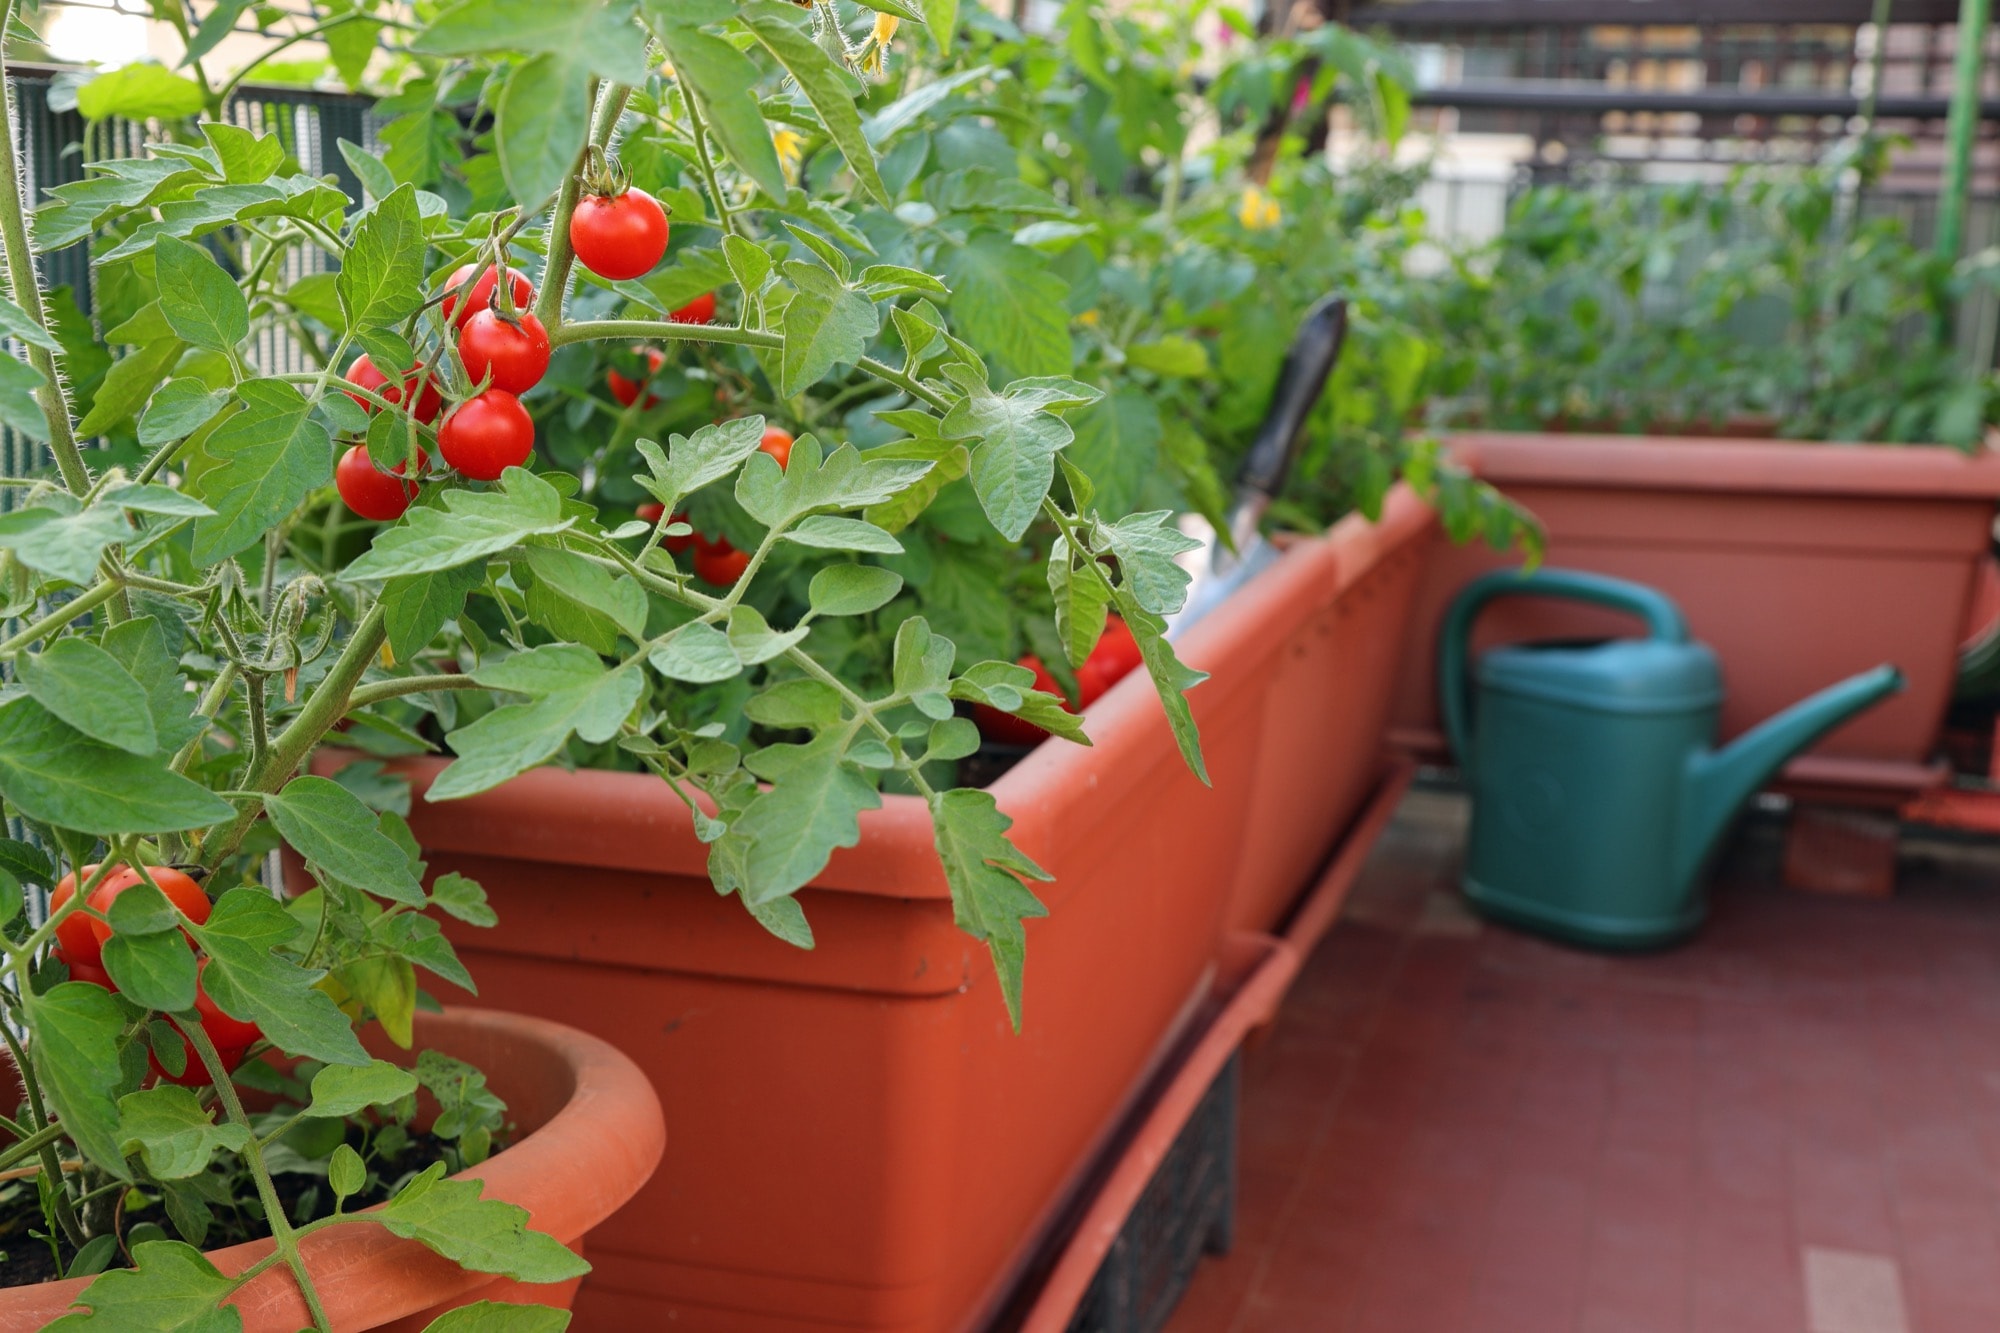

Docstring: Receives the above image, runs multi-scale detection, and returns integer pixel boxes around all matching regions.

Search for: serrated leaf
[1067,387,1160,520]
[345,469,573,582]
[77,337,182,437]
[103,926,199,1012]
[41,1242,236,1331]
[807,564,903,616]
[75,64,205,122]
[938,367,1102,542]
[735,435,933,529]
[1100,510,1201,616]
[778,263,879,396]
[649,621,741,683]
[339,183,426,334]
[188,380,332,567]
[377,1163,590,1282]
[724,734,880,905]
[429,872,497,928]
[948,660,1090,744]
[652,21,789,203]
[188,890,371,1067]
[429,650,642,800]
[339,139,398,202]
[722,233,774,297]
[0,294,61,351]
[739,2,889,206]
[0,697,232,832]
[420,1301,573,1333]
[861,438,968,534]
[1117,600,1208,784]
[265,776,425,904]
[100,481,214,518]
[337,953,417,1048]
[523,546,646,641]
[744,678,843,728]
[1047,535,1111,668]
[0,502,126,584]
[726,605,808,664]
[412,0,647,84]
[117,1087,251,1180]
[17,637,158,754]
[25,981,129,1175]
[383,562,486,663]
[944,233,1072,381]
[308,1059,421,1119]
[929,788,1050,1027]
[101,616,202,751]
[153,235,248,354]
[634,417,767,512]
[200,122,284,184]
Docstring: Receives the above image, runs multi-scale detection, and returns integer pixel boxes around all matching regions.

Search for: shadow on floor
[1165,786,2000,1333]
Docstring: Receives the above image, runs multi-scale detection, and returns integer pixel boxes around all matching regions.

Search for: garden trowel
[1166,293,1349,639]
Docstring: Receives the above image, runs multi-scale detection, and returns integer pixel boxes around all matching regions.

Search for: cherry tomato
[759,426,794,471]
[344,355,443,424]
[569,188,669,281]
[439,391,534,481]
[636,502,665,523]
[194,958,261,1050]
[609,348,666,409]
[63,957,115,991]
[692,534,750,586]
[458,309,551,395]
[440,263,533,328]
[671,291,716,325]
[86,866,210,954]
[49,864,105,968]
[335,443,424,522]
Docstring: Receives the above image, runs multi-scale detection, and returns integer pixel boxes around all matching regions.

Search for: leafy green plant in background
[0,0,1222,1322]
[1431,139,2000,448]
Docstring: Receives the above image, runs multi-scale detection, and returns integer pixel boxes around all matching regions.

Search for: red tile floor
[1166,786,2000,1333]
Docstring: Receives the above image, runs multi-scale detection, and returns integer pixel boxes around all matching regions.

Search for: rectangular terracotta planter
[329,485,1435,1333]
[1391,432,2000,799]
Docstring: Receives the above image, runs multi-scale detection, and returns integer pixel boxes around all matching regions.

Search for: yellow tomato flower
[773,128,805,184]
[873,13,900,43]
[1078,309,1101,326]
[1237,184,1282,230]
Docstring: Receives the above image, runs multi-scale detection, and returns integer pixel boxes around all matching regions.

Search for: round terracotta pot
[1,1008,665,1330]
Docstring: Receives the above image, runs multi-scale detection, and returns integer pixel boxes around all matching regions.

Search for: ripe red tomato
[194,958,261,1050]
[458,309,551,395]
[609,348,666,408]
[64,957,115,991]
[150,1032,247,1088]
[50,864,104,968]
[335,443,423,522]
[636,502,665,523]
[569,188,669,281]
[439,391,534,480]
[671,291,716,325]
[759,426,794,471]
[441,263,533,328]
[972,619,1145,747]
[344,356,443,424]
[692,534,750,586]
[86,865,210,953]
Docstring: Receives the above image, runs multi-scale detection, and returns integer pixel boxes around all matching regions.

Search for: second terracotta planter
[325,485,1436,1332]
[1392,432,2000,800]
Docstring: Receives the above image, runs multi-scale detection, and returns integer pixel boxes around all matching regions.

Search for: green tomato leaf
[928,788,1051,1028]
[807,564,903,617]
[429,650,642,801]
[0,697,232,833]
[944,233,1072,381]
[948,660,1089,744]
[1100,510,1201,616]
[152,235,249,354]
[497,51,591,207]
[1067,387,1160,520]
[725,605,808,664]
[429,872,497,928]
[345,469,573,582]
[308,1059,421,1119]
[102,928,199,1013]
[522,546,646,641]
[383,562,487,665]
[0,295,61,351]
[648,621,742,684]
[0,503,127,585]
[777,263,879,396]
[100,616,203,753]
[77,337,183,437]
[649,21,789,204]
[16,637,158,755]
[264,776,425,905]
[418,1302,573,1333]
[1047,535,1111,669]
[200,122,285,184]
[99,481,214,519]
[338,183,427,335]
[188,379,333,567]
[722,734,880,905]
[413,0,647,84]
[377,1163,590,1282]
[782,515,904,554]
[0,353,48,442]
[938,365,1102,542]
[1124,335,1211,378]
[40,1242,236,1331]
[25,982,131,1176]
[739,2,889,206]
[735,434,934,529]
[188,889,371,1067]
[329,1142,366,1203]
[74,64,206,122]
[634,416,768,513]
[1117,598,1208,784]
[117,1086,252,1181]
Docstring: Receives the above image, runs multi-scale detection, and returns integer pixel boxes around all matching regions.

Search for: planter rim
[1446,430,2000,500]
[3,1007,665,1329]
[324,485,1437,902]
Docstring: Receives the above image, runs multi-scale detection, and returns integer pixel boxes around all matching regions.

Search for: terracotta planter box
[324,484,1434,1333]
[3,1008,665,1331]
[1391,432,2000,799]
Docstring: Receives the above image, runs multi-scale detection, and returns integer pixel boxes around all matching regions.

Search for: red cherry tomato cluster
[609,348,667,409]
[680,426,795,584]
[50,866,262,1088]
[570,187,669,282]
[974,618,1146,747]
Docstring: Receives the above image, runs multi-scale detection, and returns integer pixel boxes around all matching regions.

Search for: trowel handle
[1235,294,1349,500]
[1438,567,1691,762]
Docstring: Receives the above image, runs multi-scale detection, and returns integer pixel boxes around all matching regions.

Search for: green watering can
[1439,568,1904,949]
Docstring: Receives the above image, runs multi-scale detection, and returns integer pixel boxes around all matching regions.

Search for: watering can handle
[1438,567,1692,762]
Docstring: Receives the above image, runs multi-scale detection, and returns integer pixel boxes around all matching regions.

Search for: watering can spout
[1678,663,1905,885]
